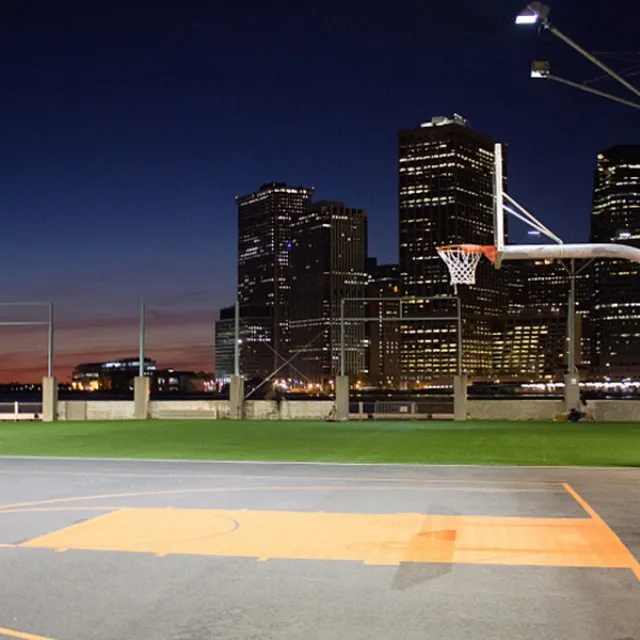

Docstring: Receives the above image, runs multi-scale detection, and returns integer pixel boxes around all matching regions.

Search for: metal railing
[0,402,43,421]
[349,399,454,420]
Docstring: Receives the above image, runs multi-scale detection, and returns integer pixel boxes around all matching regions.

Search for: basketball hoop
[437,245,498,293]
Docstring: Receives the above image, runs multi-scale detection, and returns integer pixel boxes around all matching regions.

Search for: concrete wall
[244,401,276,420]
[467,399,564,421]
[55,398,638,421]
[58,401,136,421]
[591,400,640,422]
[149,400,230,419]
[279,400,334,420]
[87,401,134,420]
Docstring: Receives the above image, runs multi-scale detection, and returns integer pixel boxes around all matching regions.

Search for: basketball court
[1,457,639,639]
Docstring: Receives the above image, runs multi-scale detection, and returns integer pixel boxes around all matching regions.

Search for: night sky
[1,0,638,382]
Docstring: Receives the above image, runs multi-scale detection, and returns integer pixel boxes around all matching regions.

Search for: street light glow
[515,11,538,25]
[515,2,550,26]
[531,60,550,78]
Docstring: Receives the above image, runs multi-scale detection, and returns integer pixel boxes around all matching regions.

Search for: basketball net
[437,245,498,293]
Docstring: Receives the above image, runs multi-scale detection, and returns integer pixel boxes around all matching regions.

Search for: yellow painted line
[562,483,603,521]
[563,483,640,580]
[20,507,640,577]
[0,484,564,513]
[0,627,56,640]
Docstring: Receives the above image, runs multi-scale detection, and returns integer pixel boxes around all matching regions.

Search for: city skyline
[2,0,638,382]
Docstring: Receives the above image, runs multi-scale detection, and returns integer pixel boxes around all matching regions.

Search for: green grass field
[0,419,639,466]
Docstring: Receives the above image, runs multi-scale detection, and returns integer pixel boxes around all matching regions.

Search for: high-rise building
[398,115,507,385]
[590,145,640,379]
[493,260,568,380]
[214,305,235,382]
[236,182,314,379]
[214,304,272,382]
[289,201,368,383]
[366,259,401,388]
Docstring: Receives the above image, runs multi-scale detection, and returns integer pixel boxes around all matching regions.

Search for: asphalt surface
[0,457,639,640]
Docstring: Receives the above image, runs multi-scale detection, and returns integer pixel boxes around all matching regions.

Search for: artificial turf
[0,419,639,466]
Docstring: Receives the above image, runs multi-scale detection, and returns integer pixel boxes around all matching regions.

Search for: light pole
[561,259,593,375]
[516,3,640,111]
[0,302,56,420]
[234,299,241,377]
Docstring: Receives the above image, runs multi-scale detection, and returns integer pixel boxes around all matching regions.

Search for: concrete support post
[230,375,245,420]
[453,374,468,422]
[42,376,58,422]
[335,375,350,421]
[564,372,580,412]
[134,376,150,419]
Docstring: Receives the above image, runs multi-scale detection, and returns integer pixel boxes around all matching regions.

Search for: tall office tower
[214,304,273,382]
[494,260,569,380]
[366,259,401,388]
[236,182,314,379]
[289,201,369,383]
[590,145,640,379]
[398,115,507,386]
[214,305,235,382]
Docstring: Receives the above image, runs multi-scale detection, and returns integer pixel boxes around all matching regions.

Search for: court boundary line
[563,482,640,580]
[0,483,566,513]
[0,626,56,640]
[1,455,639,470]
[0,469,560,486]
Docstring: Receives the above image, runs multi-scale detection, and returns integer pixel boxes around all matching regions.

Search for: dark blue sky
[1,0,638,380]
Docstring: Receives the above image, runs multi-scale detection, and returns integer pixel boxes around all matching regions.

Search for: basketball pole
[229,299,244,420]
[134,300,150,419]
[493,143,505,265]
[233,299,240,377]
[138,300,145,378]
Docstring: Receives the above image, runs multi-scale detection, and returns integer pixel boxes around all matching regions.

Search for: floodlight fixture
[515,2,550,25]
[531,60,550,78]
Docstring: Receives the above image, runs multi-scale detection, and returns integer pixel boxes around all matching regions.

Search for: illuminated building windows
[289,201,368,382]
[398,116,508,384]
[590,146,640,379]
[235,182,314,378]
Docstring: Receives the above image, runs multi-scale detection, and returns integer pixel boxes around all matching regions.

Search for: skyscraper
[289,201,368,383]
[214,305,235,382]
[236,182,314,379]
[398,115,507,386]
[366,259,401,388]
[493,260,568,380]
[590,145,640,379]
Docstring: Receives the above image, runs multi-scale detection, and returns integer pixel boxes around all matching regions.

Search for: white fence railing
[0,402,42,421]
[349,399,454,420]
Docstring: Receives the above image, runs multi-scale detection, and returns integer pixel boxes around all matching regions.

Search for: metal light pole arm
[547,74,640,112]
[544,21,640,101]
